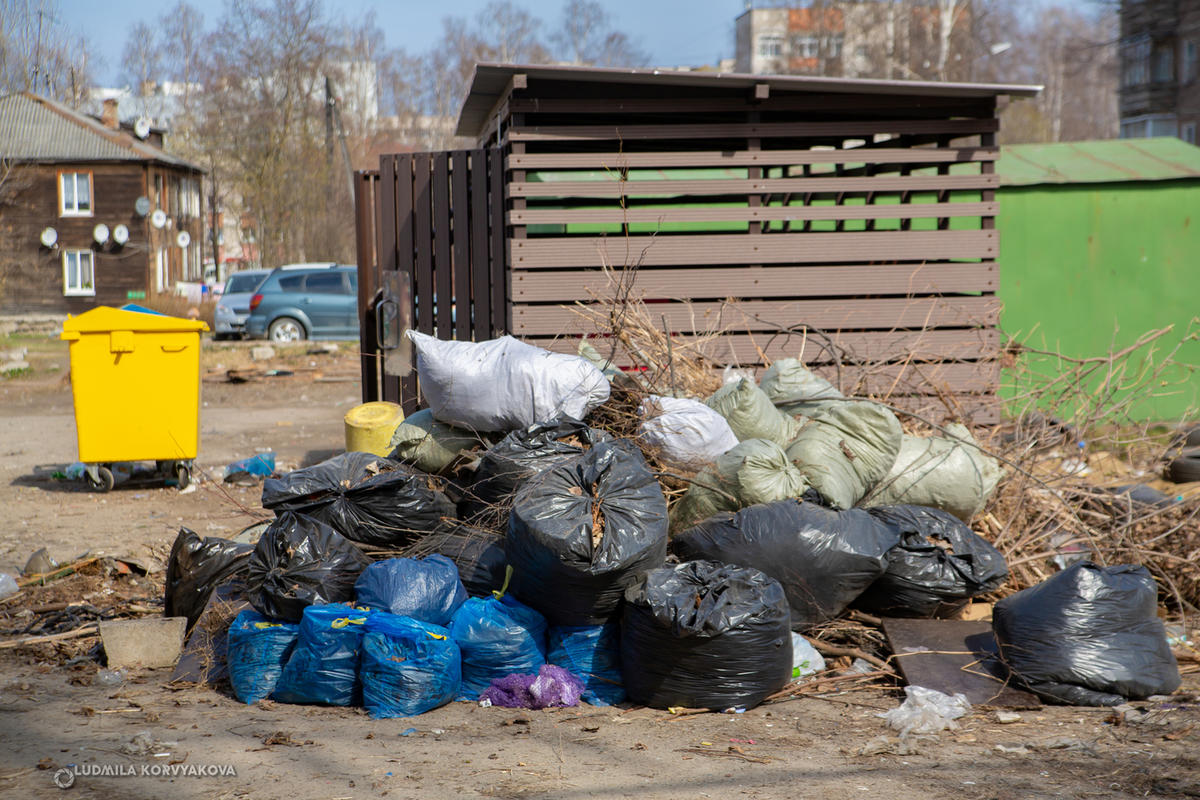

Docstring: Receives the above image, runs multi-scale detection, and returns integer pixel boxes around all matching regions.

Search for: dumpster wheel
[87,466,114,493]
[174,463,191,490]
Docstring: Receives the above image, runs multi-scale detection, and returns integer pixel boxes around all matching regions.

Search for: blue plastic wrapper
[272,604,372,706]
[224,452,276,482]
[360,613,461,718]
[226,609,299,704]
[354,555,468,627]
[547,623,626,706]
[449,593,548,700]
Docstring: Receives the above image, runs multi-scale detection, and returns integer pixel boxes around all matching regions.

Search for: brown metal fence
[355,149,506,414]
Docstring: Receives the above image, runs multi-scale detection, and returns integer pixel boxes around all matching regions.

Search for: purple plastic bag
[479,664,584,709]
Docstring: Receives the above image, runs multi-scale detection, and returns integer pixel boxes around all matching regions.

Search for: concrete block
[100,617,187,669]
[250,345,275,362]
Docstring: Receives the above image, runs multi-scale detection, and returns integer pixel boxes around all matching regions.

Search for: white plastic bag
[791,632,826,679]
[881,685,971,737]
[407,331,610,432]
[639,396,738,470]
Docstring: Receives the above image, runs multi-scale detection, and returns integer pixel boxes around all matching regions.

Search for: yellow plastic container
[344,401,404,456]
[61,306,208,464]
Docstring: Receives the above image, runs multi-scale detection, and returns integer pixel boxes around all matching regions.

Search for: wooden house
[0,92,205,314]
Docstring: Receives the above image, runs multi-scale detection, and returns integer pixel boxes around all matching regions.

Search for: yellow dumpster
[60,306,208,491]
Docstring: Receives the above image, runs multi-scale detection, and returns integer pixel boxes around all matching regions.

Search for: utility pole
[33,10,46,92]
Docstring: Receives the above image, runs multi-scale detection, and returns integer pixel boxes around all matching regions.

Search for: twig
[0,623,99,649]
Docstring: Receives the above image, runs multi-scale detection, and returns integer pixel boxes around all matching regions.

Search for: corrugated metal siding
[998,139,1200,186]
[0,92,197,168]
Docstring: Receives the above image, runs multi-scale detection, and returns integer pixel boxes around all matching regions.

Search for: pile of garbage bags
[168,333,1180,714]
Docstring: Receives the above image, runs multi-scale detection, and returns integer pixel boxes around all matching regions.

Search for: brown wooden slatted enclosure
[357,63,1038,422]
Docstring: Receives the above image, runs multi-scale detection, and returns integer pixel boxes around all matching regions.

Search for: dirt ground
[1,333,1198,800]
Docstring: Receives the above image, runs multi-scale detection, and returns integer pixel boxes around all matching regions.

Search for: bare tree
[159,2,205,114]
[0,0,93,104]
[550,0,650,67]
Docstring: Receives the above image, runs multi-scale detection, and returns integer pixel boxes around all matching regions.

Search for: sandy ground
[1,335,1198,800]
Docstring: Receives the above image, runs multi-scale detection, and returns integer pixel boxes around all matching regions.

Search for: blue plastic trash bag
[547,623,626,706]
[354,555,468,627]
[272,604,371,705]
[224,452,276,482]
[360,612,461,718]
[226,609,299,704]
[449,572,548,701]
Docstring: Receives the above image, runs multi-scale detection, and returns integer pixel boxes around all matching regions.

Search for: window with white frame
[1122,36,1150,87]
[758,35,784,58]
[1183,41,1197,83]
[62,249,94,296]
[59,172,92,216]
[795,35,819,59]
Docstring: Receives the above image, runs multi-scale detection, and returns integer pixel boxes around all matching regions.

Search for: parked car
[245,264,359,342]
[213,269,271,340]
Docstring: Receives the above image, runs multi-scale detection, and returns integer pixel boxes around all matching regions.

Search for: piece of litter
[400,728,417,737]
[994,711,1022,724]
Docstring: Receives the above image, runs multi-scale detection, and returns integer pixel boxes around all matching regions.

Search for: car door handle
[302,298,312,304]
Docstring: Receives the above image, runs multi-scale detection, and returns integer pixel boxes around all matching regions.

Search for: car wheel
[268,317,306,342]
[1166,449,1200,483]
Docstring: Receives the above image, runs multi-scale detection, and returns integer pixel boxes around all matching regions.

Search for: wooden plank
[508,147,996,170]
[489,147,508,335]
[354,170,380,403]
[508,95,995,116]
[509,174,997,198]
[470,149,491,340]
[393,154,416,411]
[512,262,996,302]
[451,151,471,342]
[512,295,1000,335]
[509,201,997,226]
[510,230,997,268]
[882,618,1041,708]
[413,153,434,335]
[527,328,1000,365]
[432,153,453,341]
[509,118,999,142]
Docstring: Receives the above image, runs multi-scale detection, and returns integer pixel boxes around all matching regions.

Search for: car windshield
[225,273,264,293]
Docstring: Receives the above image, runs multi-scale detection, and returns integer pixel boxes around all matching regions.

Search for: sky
[58,0,746,87]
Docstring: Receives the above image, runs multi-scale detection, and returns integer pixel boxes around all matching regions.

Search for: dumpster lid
[61,306,210,334]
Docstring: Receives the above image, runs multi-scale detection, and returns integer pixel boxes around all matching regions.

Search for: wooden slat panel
[470,149,491,339]
[508,147,996,170]
[509,201,996,226]
[510,230,996,268]
[510,118,999,142]
[413,154,434,334]
[527,328,1000,365]
[489,147,508,335]
[512,263,996,302]
[510,174,997,198]
[354,170,380,403]
[508,95,994,115]
[451,151,471,342]
[432,153,453,340]
[512,296,999,336]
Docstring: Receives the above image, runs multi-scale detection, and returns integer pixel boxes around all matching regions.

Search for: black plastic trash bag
[245,511,373,622]
[461,418,610,523]
[672,499,899,630]
[853,505,1009,618]
[423,525,508,598]
[261,452,455,547]
[507,439,668,626]
[993,562,1181,706]
[354,555,468,627]
[621,560,792,711]
[164,528,254,632]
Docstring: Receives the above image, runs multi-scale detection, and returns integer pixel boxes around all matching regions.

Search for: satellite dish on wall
[176,231,191,248]
[40,227,58,248]
[112,224,130,245]
[151,209,167,229]
[93,223,110,244]
[134,117,152,139]
[134,196,151,216]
